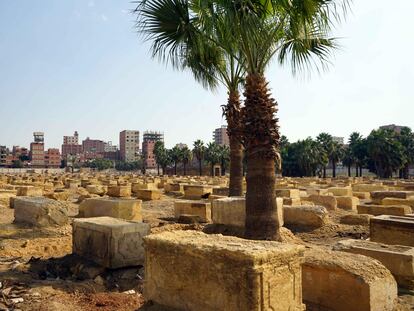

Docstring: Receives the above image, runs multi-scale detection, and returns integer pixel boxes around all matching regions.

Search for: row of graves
[0,172,413,310]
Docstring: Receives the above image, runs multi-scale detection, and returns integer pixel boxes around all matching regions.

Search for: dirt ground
[0,194,413,310]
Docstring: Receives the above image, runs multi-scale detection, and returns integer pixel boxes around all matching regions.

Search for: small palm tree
[205,142,221,176]
[217,144,230,176]
[168,146,182,175]
[192,140,205,176]
[316,133,333,178]
[153,140,164,175]
[329,141,344,178]
[180,146,193,175]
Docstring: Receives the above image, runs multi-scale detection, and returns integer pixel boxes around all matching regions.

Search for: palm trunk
[225,90,244,197]
[229,136,243,196]
[347,165,351,177]
[183,163,187,175]
[243,73,281,240]
[157,164,160,176]
[198,159,202,176]
[323,166,326,178]
[211,163,214,176]
[332,161,336,178]
[359,166,362,177]
[174,162,177,175]
[355,165,359,177]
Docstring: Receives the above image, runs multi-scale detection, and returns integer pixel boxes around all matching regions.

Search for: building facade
[82,138,105,159]
[142,131,164,168]
[63,131,79,145]
[119,130,140,163]
[213,126,230,146]
[45,148,61,168]
[30,132,45,167]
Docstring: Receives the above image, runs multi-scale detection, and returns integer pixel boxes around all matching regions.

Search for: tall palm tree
[180,146,193,175]
[169,146,182,175]
[137,0,348,240]
[135,0,245,196]
[192,140,205,176]
[205,142,221,176]
[316,132,333,178]
[342,146,353,177]
[217,144,230,175]
[329,141,344,178]
[153,140,164,175]
[349,132,363,176]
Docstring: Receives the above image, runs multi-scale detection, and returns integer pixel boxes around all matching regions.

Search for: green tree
[86,158,113,171]
[349,132,364,177]
[341,146,354,177]
[217,144,230,175]
[154,141,165,175]
[366,129,406,178]
[169,146,182,175]
[205,142,221,176]
[12,159,23,168]
[192,140,205,176]
[397,127,414,179]
[316,133,333,178]
[329,141,344,178]
[136,0,348,239]
[135,0,245,196]
[180,146,193,175]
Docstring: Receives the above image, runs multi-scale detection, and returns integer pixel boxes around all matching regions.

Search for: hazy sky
[0,1,413,149]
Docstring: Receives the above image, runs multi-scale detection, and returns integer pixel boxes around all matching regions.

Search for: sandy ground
[0,194,413,310]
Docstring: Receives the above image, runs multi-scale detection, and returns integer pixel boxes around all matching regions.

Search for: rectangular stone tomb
[14,196,68,227]
[212,197,246,228]
[183,185,213,199]
[144,231,305,311]
[370,191,414,204]
[79,198,142,221]
[72,216,150,268]
[303,249,397,311]
[357,204,411,216]
[174,200,211,222]
[370,215,414,247]
[107,185,131,197]
[134,189,162,201]
[335,239,414,289]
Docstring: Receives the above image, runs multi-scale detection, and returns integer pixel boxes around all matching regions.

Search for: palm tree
[367,129,406,178]
[316,133,333,178]
[137,0,348,239]
[349,132,363,176]
[397,127,414,179]
[169,146,182,175]
[329,141,344,178]
[135,0,245,196]
[342,146,354,177]
[180,146,193,175]
[153,140,164,175]
[217,144,230,175]
[205,142,221,176]
[192,140,205,176]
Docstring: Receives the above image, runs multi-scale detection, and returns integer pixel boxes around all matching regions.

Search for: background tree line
[281,127,414,179]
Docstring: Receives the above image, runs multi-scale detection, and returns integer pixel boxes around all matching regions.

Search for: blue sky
[0,1,413,149]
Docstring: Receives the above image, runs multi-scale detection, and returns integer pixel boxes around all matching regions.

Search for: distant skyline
[1,1,413,149]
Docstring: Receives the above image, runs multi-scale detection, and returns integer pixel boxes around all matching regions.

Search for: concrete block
[212,197,245,228]
[144,231,305,311]
[16,186,43,197]
[327,186,352,196]
[164,183,183,193]
[275,189,300,199]
[14,197,68,227]
[132,182,157,192]
[335,239,414,289]
[381,197,414,208]
[336,196,359,210]
[107,185,131,198]
[174,200,211,222]
[303,249,397,311]
[79,198,142,221]
[307,194,337,210]
[370,191,414,204]
[370,215,414,247]
[72,216,150,268]
[354,191,371,200]
[183,185,213,199]
[357,204,411,216]
[283,205,328,228]
[135,189,162,201]
[340,214,372,225]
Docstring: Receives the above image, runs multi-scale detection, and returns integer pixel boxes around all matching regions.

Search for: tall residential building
[119,130,140,162]
[63,131,79,145]
[0,146,8,167]
[44,148,61,168]
[30,132,45,167]
[142,131,164,168]
[62,131,82,157]
[82,137,105,159]
[213,126,230,146]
